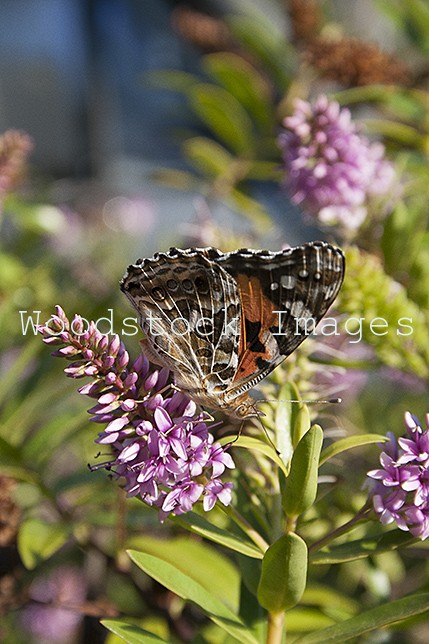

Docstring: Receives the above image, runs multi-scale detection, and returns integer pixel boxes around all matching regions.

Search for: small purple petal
[105,417,129,433]
[154,407,173,432]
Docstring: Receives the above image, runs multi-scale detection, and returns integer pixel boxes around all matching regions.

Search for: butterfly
[120,242,345,419]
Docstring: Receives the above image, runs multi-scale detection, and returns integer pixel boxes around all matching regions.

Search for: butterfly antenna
[88,459,114,472]
[254,413,281,456]
[256,397,342,405]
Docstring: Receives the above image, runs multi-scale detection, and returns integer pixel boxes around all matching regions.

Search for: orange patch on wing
[233,274,278,382]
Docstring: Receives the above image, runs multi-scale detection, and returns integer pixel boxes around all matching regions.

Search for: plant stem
[266,610,285,644]
[225,505,270,553]
[309,504,372,553]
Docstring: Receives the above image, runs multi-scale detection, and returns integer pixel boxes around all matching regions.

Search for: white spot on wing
[280,275,296,289]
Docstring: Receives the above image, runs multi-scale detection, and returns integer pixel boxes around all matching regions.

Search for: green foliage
[338,245,429,379]
[376,0,429,56]
[295,592,429,643]
[226,13,295,91]
[311,531,416,565]
[128,550,258,644]
[102,620,169,644]
[18,518,71,570]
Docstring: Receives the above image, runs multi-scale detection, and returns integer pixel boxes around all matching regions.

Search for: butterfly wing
[216,241,345,401]
[120,248,241,396]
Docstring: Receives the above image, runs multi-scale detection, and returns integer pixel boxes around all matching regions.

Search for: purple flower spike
[38,307,235,521]
[278,95,396,231]
[367,411,429,540]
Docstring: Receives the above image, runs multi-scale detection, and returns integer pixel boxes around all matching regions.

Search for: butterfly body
[120,242,345,418]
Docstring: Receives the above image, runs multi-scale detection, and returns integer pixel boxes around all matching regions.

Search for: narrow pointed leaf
[18,518,71,569]
[296,592,429,643]
[229,188,273,230]
[202,52,273,129]
[311,530,416,564]
[189,84,254,155]
[320,434,387,465]
[0,339,41,408]
[257,532,308,612]
[227,14,294,89]
[231,435,287,474]
[101,619,168,643]
[173,511,264,559]
[183,137,233,177]
[292,405,311,447]
[151,168,198,190]
[127,551,258,644]
[126,536,240,611]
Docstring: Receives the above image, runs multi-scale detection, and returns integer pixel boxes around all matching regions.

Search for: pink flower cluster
[368,412,429,540]
[278,96,396,231]
[38,306,235,521]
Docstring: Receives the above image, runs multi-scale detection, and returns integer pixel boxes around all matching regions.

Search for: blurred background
[0,0,403,252]
[2,1,429,642]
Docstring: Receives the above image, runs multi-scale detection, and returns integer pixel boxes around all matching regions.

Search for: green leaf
[1,375,74,446]
[23,410,86,465]
[231,435,287,475]
[126,536,240,611]
[227,14,294,90]
[202,52,274,130]
[257,532,308,612]
[295,592,429,643]
[319,434,387,465]
[283,426,323,517]
[0,435,22,468]
[189,84,254,155]
[260,382,302,470]
[302,584,359,616]
[311,531,417,564]
[244,160,280,181]
[150,168,198,190]
[101,619,168,644]
[286,608,335,632]
[273,385,296,469]
[183,137,233,177]
[404,0,429,52]
[228,188,273,230]
[292,405,311,447]
[127,551,258,644]
[173,511,263,559]
[18,518,71,569]
[363,118,422,147]
[0,339,41,408]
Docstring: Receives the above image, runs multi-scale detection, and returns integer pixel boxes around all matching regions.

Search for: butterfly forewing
[216,242,345,395]
[120,249,242,393]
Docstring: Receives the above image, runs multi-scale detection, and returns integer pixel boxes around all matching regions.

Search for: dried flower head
[368,412,429,540]
[0,129,33,200]
[286,0,322,43]
[0,476,20,547]
[278,95,396,231]
[38,307,235,522]
[305,37,411,87]
[171,6,231,52]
